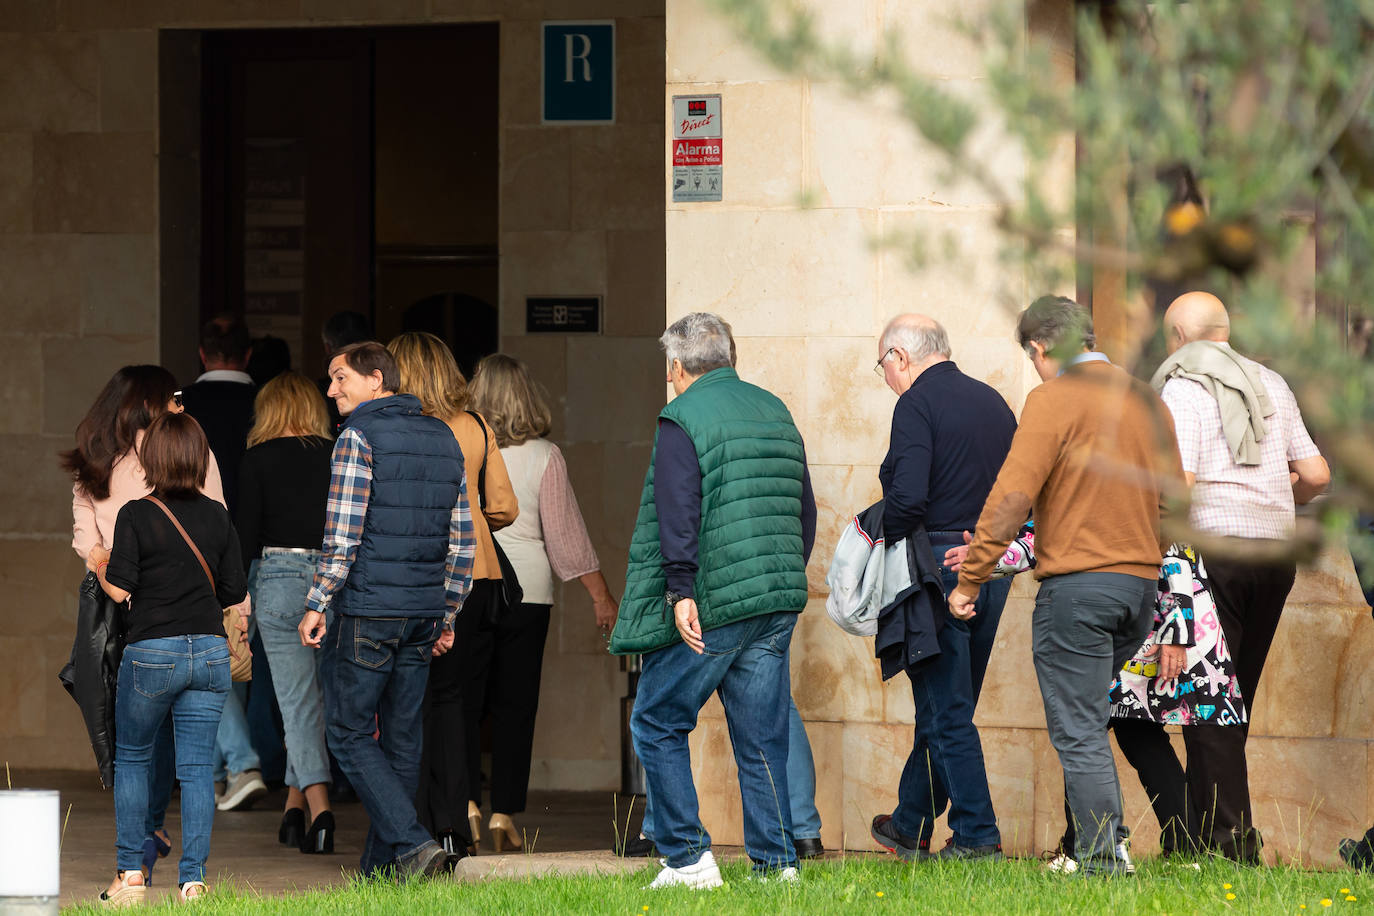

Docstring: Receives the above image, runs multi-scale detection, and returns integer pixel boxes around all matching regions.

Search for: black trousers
[1181,555,1295,860]
[463,601,552,815]
[1059,718,1190,854]
[414,604,483,844]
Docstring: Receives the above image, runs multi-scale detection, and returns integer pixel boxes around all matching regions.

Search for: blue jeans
[114,635,231,885]
[893,540,1010,848]
[213,614,260,781]
[631,611,798,873]
[641,694,821,842]
[253,552,331,789]
[323,614,440,875]
[145,714,175,838]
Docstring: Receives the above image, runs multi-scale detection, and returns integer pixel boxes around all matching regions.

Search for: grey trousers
[1032,571,1154,874]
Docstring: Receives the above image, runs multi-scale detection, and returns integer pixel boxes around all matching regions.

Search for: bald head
[877,313,951,395]
[881,314,951,360]
[1165,292,1230,353]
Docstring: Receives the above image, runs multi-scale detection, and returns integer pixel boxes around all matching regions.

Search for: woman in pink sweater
[62,365,226,891]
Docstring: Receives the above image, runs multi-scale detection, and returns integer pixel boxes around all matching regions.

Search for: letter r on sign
[564,33,593,82]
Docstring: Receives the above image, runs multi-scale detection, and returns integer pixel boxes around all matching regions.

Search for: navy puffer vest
[334,394,465,618]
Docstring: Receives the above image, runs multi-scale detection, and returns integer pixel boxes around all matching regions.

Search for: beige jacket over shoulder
[443,410,518,581]
[71,429,227,559]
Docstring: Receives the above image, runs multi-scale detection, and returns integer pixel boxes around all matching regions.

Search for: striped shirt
[1160,348,1320,540]
[304,426,475,625]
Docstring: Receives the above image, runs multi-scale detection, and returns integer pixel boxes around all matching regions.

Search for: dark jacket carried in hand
[872,511,946,680]
[59,573,124,788]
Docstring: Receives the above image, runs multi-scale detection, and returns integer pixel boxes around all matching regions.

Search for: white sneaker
[647,850,724,890]
[1046,842,1135,875]
[1044,853,1079,874]
[216,769,267,811]
[749,866,799,883]
[1117,841,1136,875]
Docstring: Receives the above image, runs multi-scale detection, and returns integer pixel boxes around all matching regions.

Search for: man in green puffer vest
[610,312,815,888]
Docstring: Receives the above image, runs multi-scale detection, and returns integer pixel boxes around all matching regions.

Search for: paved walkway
[11,770,655,908]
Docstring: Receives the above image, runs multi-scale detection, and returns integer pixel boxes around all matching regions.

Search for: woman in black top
[88,412,247,904]
[235,371,336,853]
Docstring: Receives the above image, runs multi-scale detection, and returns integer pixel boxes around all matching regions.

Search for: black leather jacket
[59,572,123,788]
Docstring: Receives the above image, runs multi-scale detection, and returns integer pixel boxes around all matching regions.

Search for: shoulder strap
[464,410,490,510]
[146,496,215,592]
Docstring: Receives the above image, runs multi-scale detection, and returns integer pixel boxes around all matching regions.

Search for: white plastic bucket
[0,789,59,915]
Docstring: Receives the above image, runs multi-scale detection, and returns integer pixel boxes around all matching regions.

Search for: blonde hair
[247,371,331,447]
[469,354,552,448]
[387,331,469,419]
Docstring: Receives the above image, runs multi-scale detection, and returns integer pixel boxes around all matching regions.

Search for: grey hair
[1016,295,1095,356]
[660,312,735,375]
[880,316,952,362]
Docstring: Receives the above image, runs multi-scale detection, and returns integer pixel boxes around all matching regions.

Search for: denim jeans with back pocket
[114,635,231,885]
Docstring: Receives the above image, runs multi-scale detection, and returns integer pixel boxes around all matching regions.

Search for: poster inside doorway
[672,95,722,202]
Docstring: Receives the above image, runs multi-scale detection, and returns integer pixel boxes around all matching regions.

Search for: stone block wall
[668,0,1373,867]
[0,0,666,793]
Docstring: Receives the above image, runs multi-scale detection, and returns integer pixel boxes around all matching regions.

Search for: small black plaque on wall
[526,297,602,333]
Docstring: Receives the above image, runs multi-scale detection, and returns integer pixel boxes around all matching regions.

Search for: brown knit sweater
[959,360,1185,587]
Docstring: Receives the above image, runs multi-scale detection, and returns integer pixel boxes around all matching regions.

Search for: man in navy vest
[300,341,475,879]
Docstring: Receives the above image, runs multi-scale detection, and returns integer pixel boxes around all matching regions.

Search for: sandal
[99,870,147,908]
[179,880,208,902]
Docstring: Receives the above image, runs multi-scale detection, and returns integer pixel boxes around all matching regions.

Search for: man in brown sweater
[949,296,1185,876]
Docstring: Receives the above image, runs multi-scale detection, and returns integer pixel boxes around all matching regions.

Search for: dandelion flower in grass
[1347,897,1358,902]
[876,891,885,898]
[1341,889,1350,894]
[1321,900,1333,907]
[1226,893,1236,900]
[1224,884,1233,890]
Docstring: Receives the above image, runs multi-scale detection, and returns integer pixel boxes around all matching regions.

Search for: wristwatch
[665,590,687,609]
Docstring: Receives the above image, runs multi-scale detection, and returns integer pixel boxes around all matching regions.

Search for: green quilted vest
[609,367,809,655]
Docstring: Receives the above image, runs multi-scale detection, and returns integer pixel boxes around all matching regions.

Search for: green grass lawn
[60,855,1374,915]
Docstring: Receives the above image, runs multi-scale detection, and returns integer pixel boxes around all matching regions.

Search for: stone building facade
[0,0,1368,866]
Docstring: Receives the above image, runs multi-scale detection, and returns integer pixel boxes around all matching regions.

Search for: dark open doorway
[163,24,499,382]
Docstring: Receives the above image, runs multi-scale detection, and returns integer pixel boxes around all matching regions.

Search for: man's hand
[943,530,973,572]
[432,628,455,657]
[674,598,705,654]
[948,583,979,620]
[299,610,327,648]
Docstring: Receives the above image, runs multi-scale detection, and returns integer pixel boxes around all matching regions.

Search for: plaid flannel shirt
[305,426,475,626]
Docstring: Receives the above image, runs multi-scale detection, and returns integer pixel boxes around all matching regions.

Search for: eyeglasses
[873,347,898,377]
[172,390,183,409]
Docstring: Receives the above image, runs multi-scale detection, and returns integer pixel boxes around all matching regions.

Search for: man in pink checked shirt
[1151,291,1329,863]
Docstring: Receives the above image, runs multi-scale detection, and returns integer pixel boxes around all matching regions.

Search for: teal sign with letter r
[542,22,615,124]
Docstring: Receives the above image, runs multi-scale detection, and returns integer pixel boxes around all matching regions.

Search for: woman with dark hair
[86,411,247,904]
[62,365,228,888]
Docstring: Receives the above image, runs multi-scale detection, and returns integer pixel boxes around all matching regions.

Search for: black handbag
[466,411,524,626]
[59,572,125,788]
